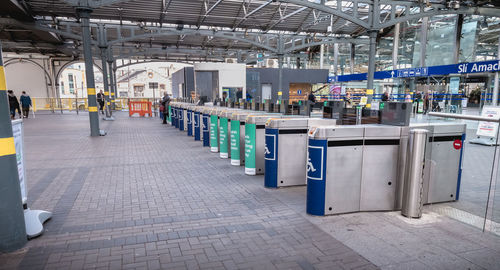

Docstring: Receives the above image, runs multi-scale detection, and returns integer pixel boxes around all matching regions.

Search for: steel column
[420,17,428,68]
[278,54,284,101]
[453,15,464,65]
[392,23,400,70]
[350,43,355,74]
[367,30,378,103]
[493,35,500,106]
[98,24,112,119]
[333,43,339,76]
[0,41,27,252]
[319,44,324,69]
[393,23,400,95]
[107,54,115,110]
[77,7,101,136]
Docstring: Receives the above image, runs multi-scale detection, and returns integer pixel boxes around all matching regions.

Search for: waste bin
[410,123,466,204]
[306,125,406,216]
[244,114,286,175]
[264,118,337,188]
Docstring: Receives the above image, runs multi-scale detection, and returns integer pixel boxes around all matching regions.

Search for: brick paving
[0,112,376,270]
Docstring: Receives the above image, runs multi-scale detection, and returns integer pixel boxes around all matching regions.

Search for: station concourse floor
[1,111,500,270]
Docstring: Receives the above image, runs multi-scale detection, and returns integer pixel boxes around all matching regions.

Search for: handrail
[428,112,500,123]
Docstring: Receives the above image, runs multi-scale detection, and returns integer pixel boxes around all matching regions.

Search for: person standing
[381,91,390,102]
[96,90,105,114]
[7,90,21,119]
[20,91,32,118]
[161,92,171,124]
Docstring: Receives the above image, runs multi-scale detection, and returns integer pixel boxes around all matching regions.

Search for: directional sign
[331,60,500,82]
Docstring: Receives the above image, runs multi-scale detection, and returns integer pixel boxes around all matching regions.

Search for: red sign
[453,139,462,150]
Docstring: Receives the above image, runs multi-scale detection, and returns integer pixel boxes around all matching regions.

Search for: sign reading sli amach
[329,60,500,82]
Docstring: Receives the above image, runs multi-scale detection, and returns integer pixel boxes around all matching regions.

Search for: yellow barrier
[30,97,158,112]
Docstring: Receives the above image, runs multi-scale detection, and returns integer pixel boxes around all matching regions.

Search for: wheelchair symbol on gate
[264,145,271,155]
[306,157,316,172]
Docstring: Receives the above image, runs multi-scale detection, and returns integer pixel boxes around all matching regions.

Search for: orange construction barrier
[129,101,152,117]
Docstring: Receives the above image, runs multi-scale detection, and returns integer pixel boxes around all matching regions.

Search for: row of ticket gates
[167,101,465,217]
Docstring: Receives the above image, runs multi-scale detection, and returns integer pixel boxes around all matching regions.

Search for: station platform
[1,112,499,270]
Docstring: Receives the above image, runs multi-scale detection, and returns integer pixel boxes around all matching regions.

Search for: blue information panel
[329,60,500,82]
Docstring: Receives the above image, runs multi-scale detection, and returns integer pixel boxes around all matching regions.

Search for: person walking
[7,90,21,119]
[161,92,171,124]
[96,90,105,114]
[20,91,32,118]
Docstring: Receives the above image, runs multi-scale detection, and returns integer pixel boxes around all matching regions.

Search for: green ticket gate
[244,114,284,175]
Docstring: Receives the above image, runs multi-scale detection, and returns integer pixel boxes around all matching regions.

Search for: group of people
[7,90,32,119]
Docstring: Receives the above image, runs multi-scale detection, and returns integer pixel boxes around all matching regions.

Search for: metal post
[0,41,27,252]
[492,35,500,106]
[350,43,355,74]
[420,17,428,68]
[333,43,339,76]
[453,15,464,65]
[319,44,324,69]
[77,7,101,136]
[393,23,400,96]
[402,129,428,218]
[112,61,118,109]
[367,30,378,104]
[392,23,400,70]
[107,57,115,110]
[278,54,283,101]
[98,24,113,120]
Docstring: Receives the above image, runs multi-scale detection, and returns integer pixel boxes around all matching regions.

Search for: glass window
[68,73,75,94]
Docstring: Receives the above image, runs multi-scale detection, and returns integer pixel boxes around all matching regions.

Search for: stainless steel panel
[311,125,364,140]
[255,128,266,175]
[364,125,401,138]
[360,145,399,211]
[324,145,362,214]
[277,133,308,187]
[239,124,245,164]
[427,140,461,203]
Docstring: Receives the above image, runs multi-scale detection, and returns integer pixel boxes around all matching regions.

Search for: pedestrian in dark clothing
[423,92,430,114]
[308,92,316,103]
[381,91,390,102]
[161,93,171,124]
[20,91,32,118]
[96,90,105,114]
[7,90,21,119]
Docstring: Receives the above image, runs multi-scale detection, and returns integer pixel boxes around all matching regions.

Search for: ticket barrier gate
[408,123,466,204]
[193,107,203,141]
[183,104,189,131]
[244,114,306,175]
[171,103,177,128]
[186,105,194,137]
[264,118,337,188]
[218,109,239,158]
[178,104,185,131]
[307,125,407,216]
[229,111,269,166]
[208,107,229,152]
[201,107,212,147]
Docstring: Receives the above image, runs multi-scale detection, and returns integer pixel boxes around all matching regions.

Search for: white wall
[5,62,48,98]
[193,63,246,98]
